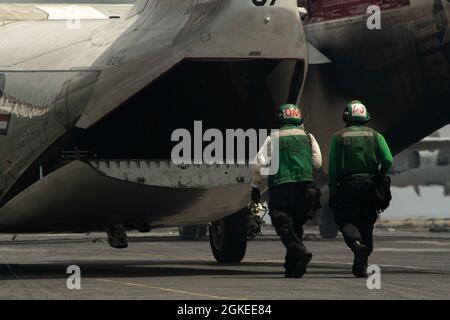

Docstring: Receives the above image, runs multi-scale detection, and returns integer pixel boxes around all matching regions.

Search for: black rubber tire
[319,206,339,239]
[178,225,199,240]
[209,210,247,263]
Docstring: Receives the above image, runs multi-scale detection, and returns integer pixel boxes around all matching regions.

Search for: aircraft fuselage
[301,0,450,162]
[0,0,308,232]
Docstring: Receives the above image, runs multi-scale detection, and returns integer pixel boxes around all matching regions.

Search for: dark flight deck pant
[333,179,378,255]
[268,182,309,271]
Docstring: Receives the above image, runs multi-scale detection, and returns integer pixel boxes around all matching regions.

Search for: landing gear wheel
[209,209,247,263]
[319,206,339,239]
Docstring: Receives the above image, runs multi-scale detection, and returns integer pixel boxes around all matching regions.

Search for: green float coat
[328,126,393,193]
[269,125,313,188]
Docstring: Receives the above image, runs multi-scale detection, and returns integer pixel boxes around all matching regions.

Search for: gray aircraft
[391,135,450,196]
[0,0,310,261]
[0,0,449,263]
[301,0,450,155]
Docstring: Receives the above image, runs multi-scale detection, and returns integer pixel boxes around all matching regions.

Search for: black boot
[285,251,313,279]
[352,240,370,278]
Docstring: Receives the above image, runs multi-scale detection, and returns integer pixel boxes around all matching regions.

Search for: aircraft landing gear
[178,225,208,240]
[106,223,128,249]
[319,205,339,239]
[209,209,247,263]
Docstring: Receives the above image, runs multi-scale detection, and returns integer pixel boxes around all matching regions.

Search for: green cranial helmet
[278,104,303,126]
[343,100,370,124]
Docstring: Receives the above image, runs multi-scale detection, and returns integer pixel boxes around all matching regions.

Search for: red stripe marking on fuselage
[302,0,410,24]
[0,113,11,122]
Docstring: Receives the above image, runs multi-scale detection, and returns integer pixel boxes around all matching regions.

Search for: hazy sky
[386,125,450,219]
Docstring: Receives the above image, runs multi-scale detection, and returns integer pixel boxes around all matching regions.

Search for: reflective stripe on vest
[340,131,373,138]
[278,128,307,137]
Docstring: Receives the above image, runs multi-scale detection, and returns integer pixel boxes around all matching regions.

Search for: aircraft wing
[408,138,450,151]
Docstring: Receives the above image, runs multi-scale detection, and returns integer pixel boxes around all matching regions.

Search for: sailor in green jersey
[251,104,322,278]
[329,100,393,277]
